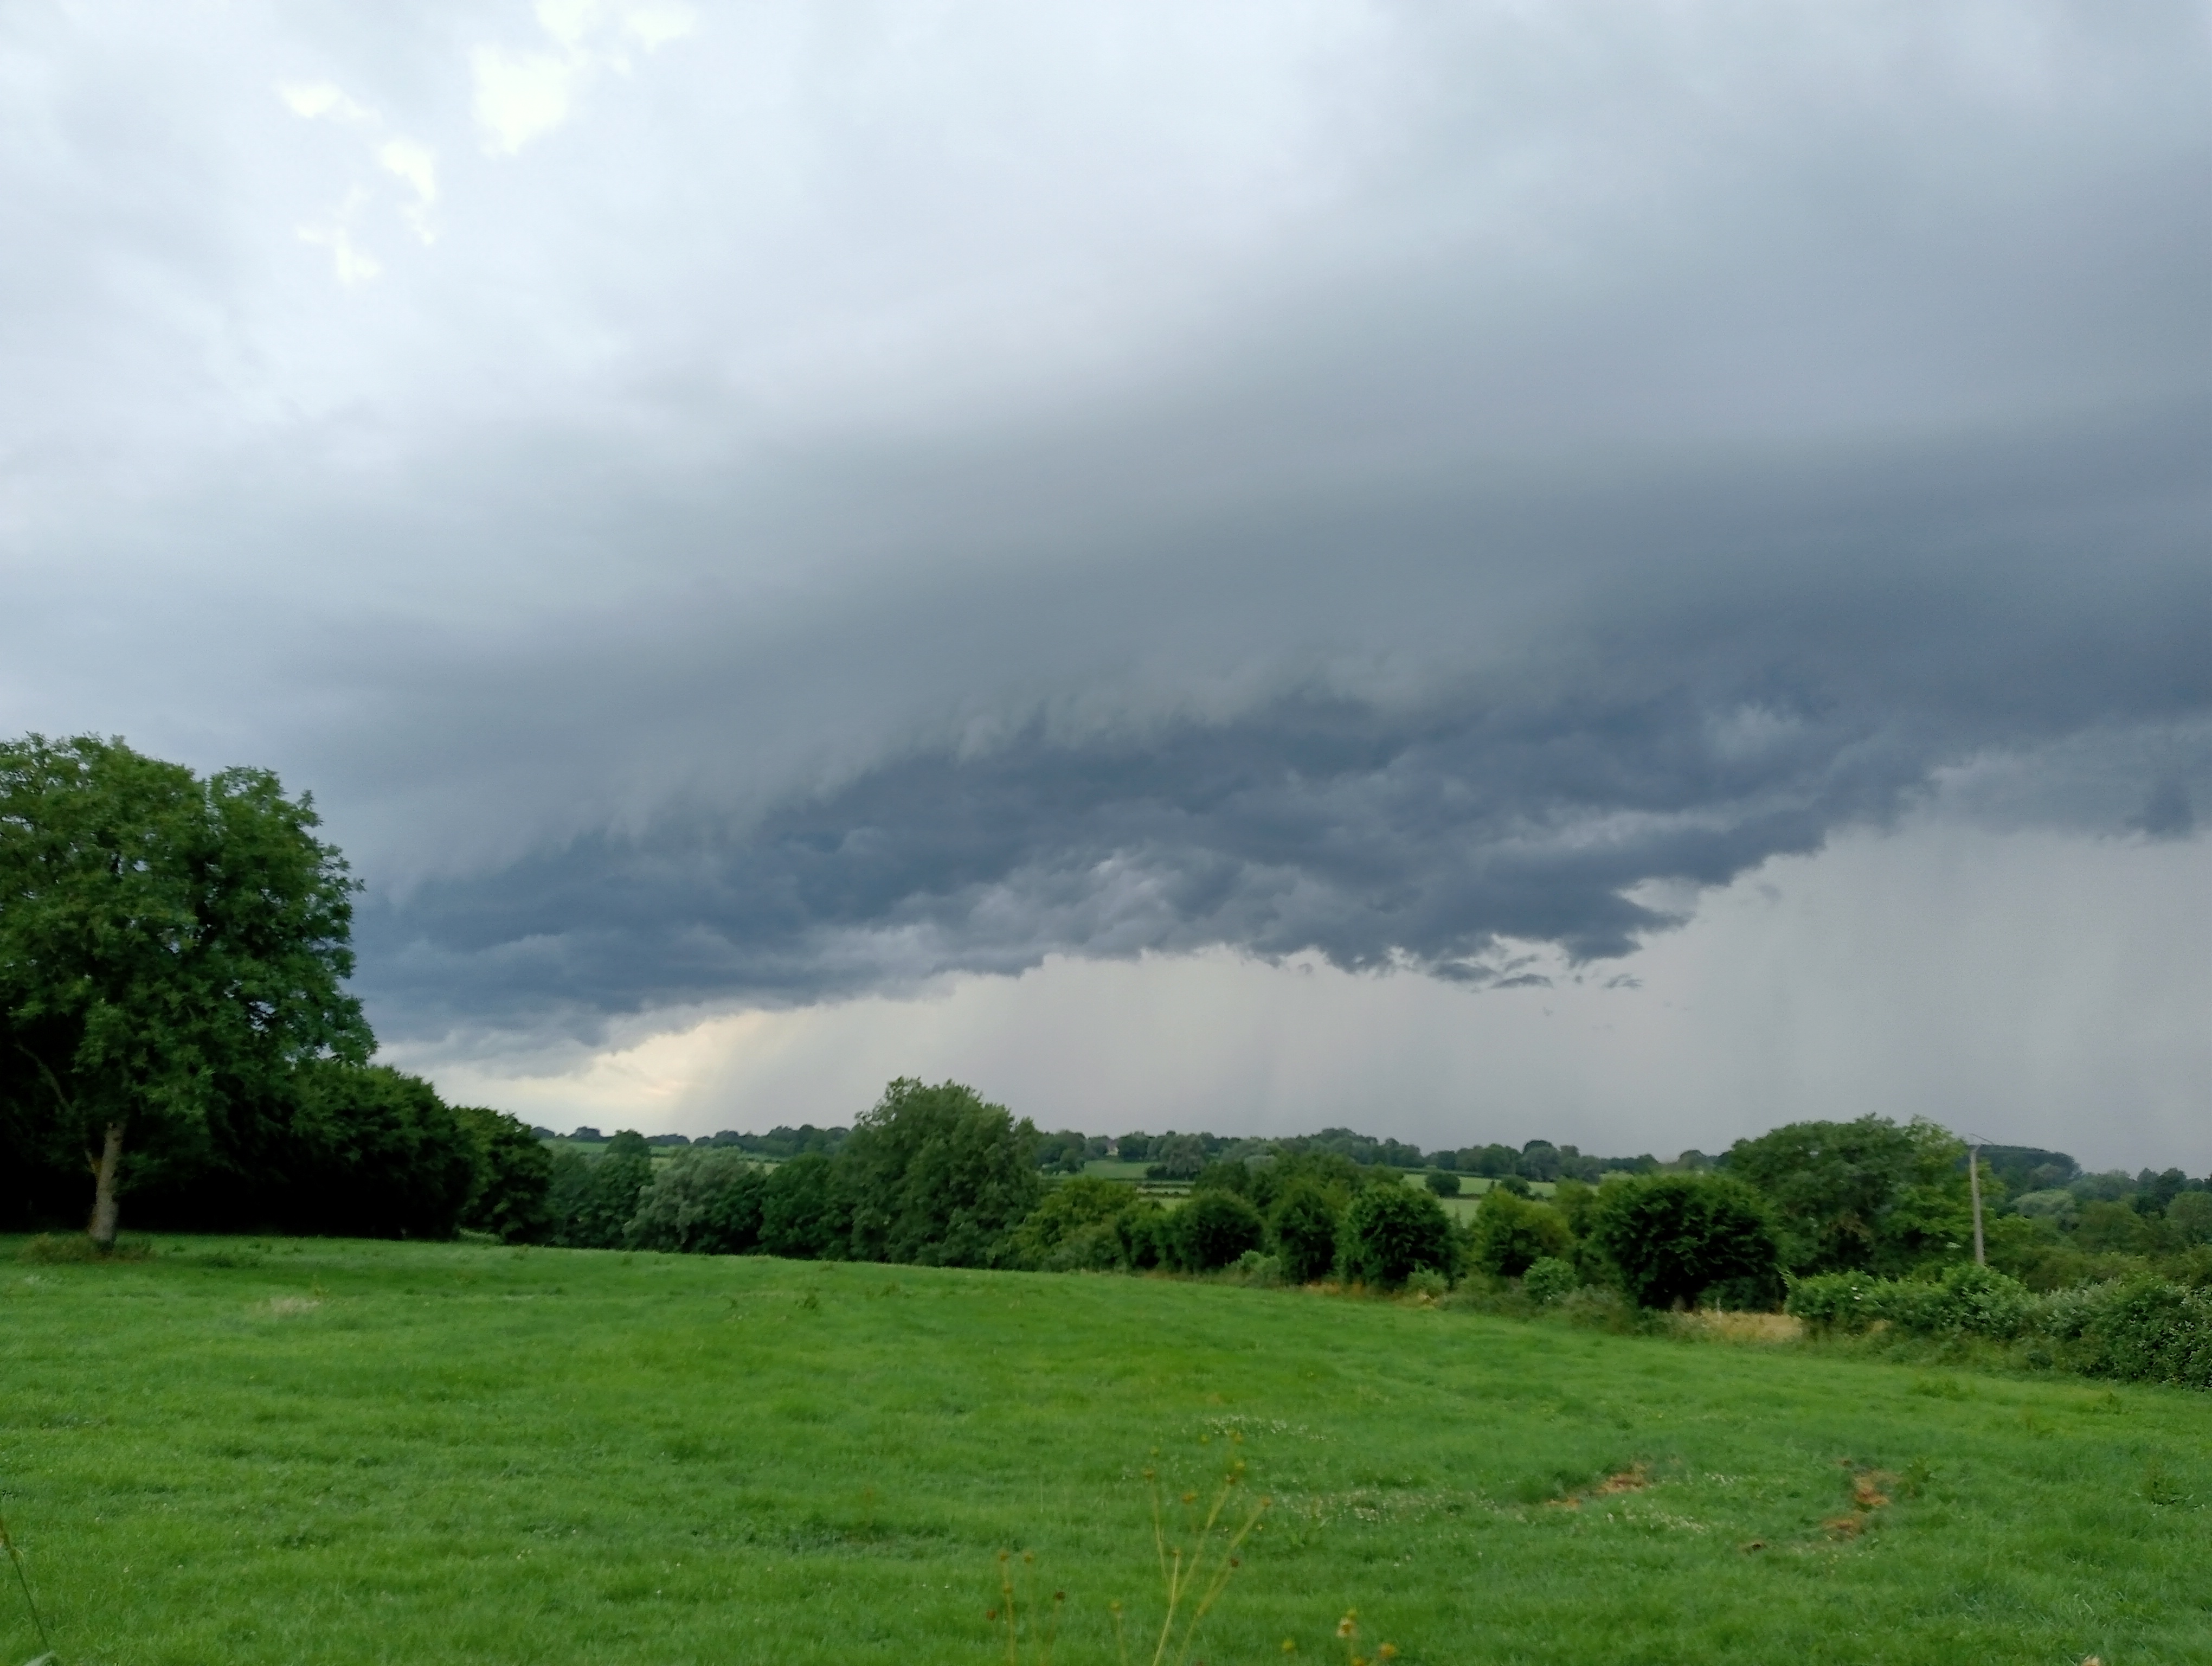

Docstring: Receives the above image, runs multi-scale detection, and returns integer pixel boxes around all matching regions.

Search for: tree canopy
[0,735,369,1244]
[1724,1115,1970,1276]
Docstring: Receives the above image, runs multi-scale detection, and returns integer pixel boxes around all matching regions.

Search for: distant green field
[2,1238,2205,1664]
[1078,1159,1154,1181]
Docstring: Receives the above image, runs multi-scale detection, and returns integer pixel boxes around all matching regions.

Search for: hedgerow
[1786,1265,2212,1390]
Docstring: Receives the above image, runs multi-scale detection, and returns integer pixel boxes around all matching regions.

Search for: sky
[2,1,2206,1169]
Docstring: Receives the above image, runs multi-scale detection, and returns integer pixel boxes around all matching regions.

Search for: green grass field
[2,1238,2205,1664]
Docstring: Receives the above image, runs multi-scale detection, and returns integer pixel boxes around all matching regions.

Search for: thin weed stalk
[1142,1454,1269,1666]
[0,1505,52,1659]
[992,1548,1063,1666]
[1008,1441,1270,1666]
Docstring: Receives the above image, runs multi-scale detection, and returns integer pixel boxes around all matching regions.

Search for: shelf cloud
[2,2,2205,1134]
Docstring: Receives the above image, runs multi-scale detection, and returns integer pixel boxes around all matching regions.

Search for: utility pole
[1968,1139,1986,1266]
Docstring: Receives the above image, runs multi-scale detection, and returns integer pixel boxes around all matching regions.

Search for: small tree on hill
[1341,1181,1454,1289]
[1590,1173,1781,1309]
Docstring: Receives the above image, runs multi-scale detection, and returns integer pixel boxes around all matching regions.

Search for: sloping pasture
[1,1238,2204,1663]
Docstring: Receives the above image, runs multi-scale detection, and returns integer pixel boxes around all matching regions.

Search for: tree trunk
[88,1120,125,1251]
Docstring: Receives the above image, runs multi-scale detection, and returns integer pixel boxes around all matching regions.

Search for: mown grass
[1,1236,2206,1664]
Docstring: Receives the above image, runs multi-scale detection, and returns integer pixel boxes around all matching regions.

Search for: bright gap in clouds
[404,821,2212,1174]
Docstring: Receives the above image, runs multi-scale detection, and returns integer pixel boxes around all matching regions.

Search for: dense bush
[1469,1188,1572,1278]
[1591,1173,1782,1309]
[625,1148,767,1254]
[1172,1188,1266,1271]
[2063,1280,2212,1389]
[2166,1190,2212,1245]
[1341,1181,1454,1289]
[1787,1266,2212,1391]
[1269,1179,1342,1284]
[1114,1200,1171,1270]
[1522,1256,1579,1305]
[1787,1263,2033,1338]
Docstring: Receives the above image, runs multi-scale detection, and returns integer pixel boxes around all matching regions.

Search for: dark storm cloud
[349,389,2211,1042]
[2,3,2207,1052]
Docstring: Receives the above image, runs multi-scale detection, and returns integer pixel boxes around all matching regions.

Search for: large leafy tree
[625,1146,767,1255]
[1724,1116,1971,1275]
[0,735,369,1246]
[841,1078,1042,1266]
[454,1104,558,1244]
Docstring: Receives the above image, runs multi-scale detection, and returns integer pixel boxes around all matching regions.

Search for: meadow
[2,1238,2205,1665]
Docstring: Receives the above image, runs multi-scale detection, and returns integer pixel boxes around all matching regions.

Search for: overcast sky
[3,2,2206,1168]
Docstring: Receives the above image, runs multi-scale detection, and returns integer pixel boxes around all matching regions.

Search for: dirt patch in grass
[1823,1466,1894,1538]
[1547,1463,1651,1509]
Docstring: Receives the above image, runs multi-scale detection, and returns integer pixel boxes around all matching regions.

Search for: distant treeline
[550,1125,850,1161]
[549,1120,1664,1183]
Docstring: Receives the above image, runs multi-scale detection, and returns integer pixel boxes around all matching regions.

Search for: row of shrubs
[597,1120,1791,1321]
[601,1141,1470,1288]
[1785,1263,2212,1391]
